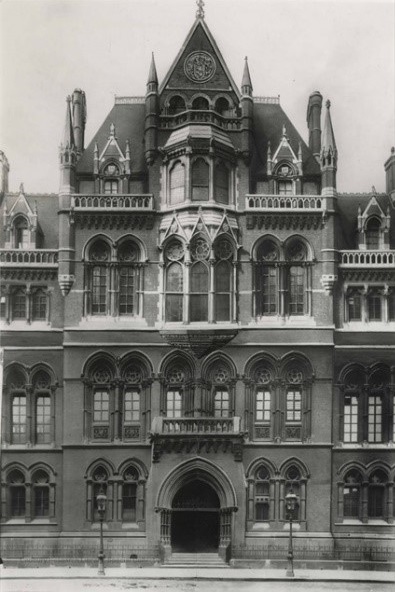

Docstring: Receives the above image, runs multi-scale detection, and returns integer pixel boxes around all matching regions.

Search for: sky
[0,0,394,194]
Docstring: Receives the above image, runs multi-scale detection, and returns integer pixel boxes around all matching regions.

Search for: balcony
[71,194,154,211]
[340,250,395,267]
[245,194,323,211]
[0,249,58,266]
[160,110,241,131]
[152,417,241,435]
[150,417,244,463]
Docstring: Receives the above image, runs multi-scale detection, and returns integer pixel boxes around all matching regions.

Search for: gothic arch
[84,458,116,479]
[115,234,147,262]
[279,457,310,478]
[202,352,237,380]
[119,351,153,380]
[251,234,282,260]
[246,457,277,479]
[156,457,237,509]
[159,350,196,379]
[82,233,113,260]
[283,234,314,261]
[280,352,314,381]
[117,458,149,479]
[337,460,367,480]
[244,352,278,379]
[81,351,117,379]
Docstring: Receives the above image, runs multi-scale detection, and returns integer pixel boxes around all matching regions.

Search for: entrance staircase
[164,552,228,568]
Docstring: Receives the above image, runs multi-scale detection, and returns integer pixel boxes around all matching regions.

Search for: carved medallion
[184,51,216,83]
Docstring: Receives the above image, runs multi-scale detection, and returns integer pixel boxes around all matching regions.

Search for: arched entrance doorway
[171,480,220,552]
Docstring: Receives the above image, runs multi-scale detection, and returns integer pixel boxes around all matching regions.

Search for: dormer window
[14,216,29,249]
[104,180,119,195]
[274,163,295,195]
[102,163,120,194]
[278,180,293,195]
[365,217,381,249]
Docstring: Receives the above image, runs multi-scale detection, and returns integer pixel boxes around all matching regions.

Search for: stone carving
[191,237,210,260]
[184,51,216,83]
[166,241,184,261]
[255,426,271,439]
[93,426,110,440]
[124,426,140,440]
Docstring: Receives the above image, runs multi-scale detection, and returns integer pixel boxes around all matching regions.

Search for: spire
[62,96,75,148]
[321,100,337,155]
[196,0,205,19]
[241,56,253,93]
[147,52,158,85]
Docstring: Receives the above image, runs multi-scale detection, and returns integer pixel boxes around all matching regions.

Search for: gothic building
[1,6,394,567]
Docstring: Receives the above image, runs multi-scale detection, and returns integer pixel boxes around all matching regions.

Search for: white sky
[0,0,394,193]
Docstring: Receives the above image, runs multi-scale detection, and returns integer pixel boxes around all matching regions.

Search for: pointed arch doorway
[171,480,220,552]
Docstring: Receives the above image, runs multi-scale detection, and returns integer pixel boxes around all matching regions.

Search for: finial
[326,99,331,109]
[282,124,287,137]
[110,123,115,137]
[371,185,376,194]
[196,0,205,19]
[391,146,395,154]
[19,182,24,194]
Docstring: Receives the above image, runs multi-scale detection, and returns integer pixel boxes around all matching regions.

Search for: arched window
[205,361,234,418]
[7,469,26,517]
[32,288,47,321]
[255,241,279,317]
[365,217,381,249]
[13,216,29,249]
[122,364,142,440]
[92,467,108,522]
[285,241,307,316]
[103,163,120,195]
[214,238,234,322]
[253,365,273,440]
[190,262,209,322]
[165,261,184,322]
[214,389,229,418]
[12,287,26,320]
[165,366,186,418]
[345,287,363,322]
[33,370,52,445]
[254,466,271,521]
[343,470,362,519]
[191,158,209,201]
[169,161,185,205]
[192,96,209,110]
[122,467,139,522]
[117,240,140,316]
[12,393,27,444]
[32,470,50,518]
[214,162,229,204]
[214,97,231,116]
[367,288,382,321]
[169,95,186,115]
[88,240,111,316]
[89,361,113,441]
[368,470,387,519]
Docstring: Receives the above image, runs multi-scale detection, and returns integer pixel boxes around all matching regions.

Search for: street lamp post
[285,490,298,578]
[96,487,107,576]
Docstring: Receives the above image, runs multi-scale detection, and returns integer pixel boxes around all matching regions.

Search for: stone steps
[164,552,228,568]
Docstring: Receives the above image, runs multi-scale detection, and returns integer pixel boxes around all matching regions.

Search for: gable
[160,20,240,100]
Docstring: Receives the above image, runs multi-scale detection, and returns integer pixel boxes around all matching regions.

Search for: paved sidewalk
[0,566,394,583]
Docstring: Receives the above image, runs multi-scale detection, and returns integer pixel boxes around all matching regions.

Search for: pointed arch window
[92,467,108,522]
[165,261,184,322]
[122,363,143,440]
[191,158,209,201]
[368,470,387,518]
[365,217,381,249]
[122,467,138,522]
[7,470,26,517]
[32,470,50,518]
[88,240,111,315]
[255,466,271,521]
[255,241,279,317]
[343,470,362,519]
[117,240,140,316]
[12,288,26,319]
[286,241,307,316]
[214,389,229,418]
[169,161,185,205]
[32,288,47,321]
[33,370,52,445]
[284,466,301,521]
[190,261,209,322]
[12,394,27,444]
[164,365,189,418]
[214,162,229,204]
[14,216,29,249]
[88,362,113,441]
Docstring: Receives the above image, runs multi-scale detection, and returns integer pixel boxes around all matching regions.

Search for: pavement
[0,566,394,583]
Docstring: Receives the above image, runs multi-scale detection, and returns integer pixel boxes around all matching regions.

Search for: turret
[320,100,337,196]
[59,95,77,193]
[72,89,87,155]
[240,57,253,161]
[306,91,323,159]
[384,146,395,198]
[0,150,10,198]
[58,95,77,296]
[144,53,159,166]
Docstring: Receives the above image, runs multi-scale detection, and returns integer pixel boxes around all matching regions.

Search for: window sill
[121,522,141,530]
[251,522,271,530]
[78,316,148,329]
[340,322,395,331]
[335,520,391,526]
[249,316,316,327]
[0,321,52,331]
[335,442,394,449]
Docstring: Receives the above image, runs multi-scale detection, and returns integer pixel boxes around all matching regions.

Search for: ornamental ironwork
[184,51,216,83]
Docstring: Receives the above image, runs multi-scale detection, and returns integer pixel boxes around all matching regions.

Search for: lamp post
[285,490,298,578]
[96,487,107,576]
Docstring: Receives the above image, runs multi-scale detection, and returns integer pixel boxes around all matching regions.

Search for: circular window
[184,51,216,83]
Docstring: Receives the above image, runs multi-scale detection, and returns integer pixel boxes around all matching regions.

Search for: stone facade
[1,10,394,568]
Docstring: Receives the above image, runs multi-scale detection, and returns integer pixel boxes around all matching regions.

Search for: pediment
[160,19,240,98]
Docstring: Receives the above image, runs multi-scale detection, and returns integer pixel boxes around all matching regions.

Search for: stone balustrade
[340,250,395,267]
[245,194,323,210]
[160,110,241,131]
[71,194,154,210]
[152,416,241,435]
[0,249,58,266]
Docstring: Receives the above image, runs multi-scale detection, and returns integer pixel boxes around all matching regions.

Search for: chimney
[307,91,323,159]
[384,146,395,198]
[72,89,87,154]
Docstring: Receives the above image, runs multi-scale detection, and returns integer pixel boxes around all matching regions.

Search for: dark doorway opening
[171,480,220,552]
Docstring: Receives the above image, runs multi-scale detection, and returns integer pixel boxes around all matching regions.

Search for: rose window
[166,241,184,261]
[215,239,233,260]
[92,368,112,384]
[123,368,142,384]
[255,368,271,384]
[167,368,185,384]
[287,369,303,384]
[191,238,210,261]
[213,366,230,384]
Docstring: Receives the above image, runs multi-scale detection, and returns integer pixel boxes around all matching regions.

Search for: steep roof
[76,103,146,176]
[337,193,395,249]
[251,102,321,178]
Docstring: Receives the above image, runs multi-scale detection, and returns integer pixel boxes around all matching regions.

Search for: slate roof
[337,193,395,249]
[252,102,321,178]
[0,193,59,249]
[77,103,146,176]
